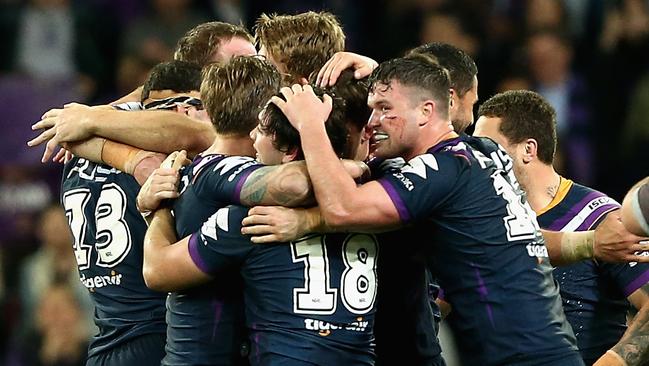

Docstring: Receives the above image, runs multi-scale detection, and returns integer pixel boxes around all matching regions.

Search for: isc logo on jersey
[586,196,616,210]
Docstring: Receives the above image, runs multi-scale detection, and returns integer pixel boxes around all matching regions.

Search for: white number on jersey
[63,184,133,270]
[291,234,379,315]
[492,172,538,241]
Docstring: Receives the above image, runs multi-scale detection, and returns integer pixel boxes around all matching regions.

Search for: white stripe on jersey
[561,196,619,232]
[113,102,143,111]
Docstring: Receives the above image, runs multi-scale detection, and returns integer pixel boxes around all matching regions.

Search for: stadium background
[0,0,647,364]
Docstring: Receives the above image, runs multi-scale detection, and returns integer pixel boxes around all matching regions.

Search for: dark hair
[322,70,370,133]
[369,55,451,118]
[141,61,202,102]
[201,56,281,136]
[261,87,349,159]
[408,42,477,96]
[174,22,253,66]
[477,90,557,164]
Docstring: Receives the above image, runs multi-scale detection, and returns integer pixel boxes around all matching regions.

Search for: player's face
[367,82,424,160]
[250,120,286,166]
[451,76,478,133]
[212,37,257,62]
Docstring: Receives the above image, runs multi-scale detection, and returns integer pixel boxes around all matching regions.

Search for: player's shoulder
[569,181,620,207]
[191,154,259,181]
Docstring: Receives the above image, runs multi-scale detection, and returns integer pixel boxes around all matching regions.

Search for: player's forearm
[300,125,362,229]
[142,208,178,288]
[91,109,214,156]
[610,304,649,365]
[63,137,106,164]
[240,162,314,207]
[239,160,369,208]
[542,229,594,266]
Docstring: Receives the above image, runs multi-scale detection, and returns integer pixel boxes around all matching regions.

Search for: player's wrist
[561,231,595,262]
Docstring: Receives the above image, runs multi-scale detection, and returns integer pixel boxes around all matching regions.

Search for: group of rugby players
[26,10,649,366]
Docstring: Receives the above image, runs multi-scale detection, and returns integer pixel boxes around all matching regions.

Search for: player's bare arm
[140,151,210,291]
[622,176,649,236]
[29,103,214,161]
[595,282,649,366]
[239,159,369,207]
[63,137,166,186]
[543,211,649,266]
[271,84,401,231]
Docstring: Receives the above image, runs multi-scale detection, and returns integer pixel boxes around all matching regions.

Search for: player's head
[254,11,345,84]
[473,90,557,180]
[141,60,203,114]
[174,21,256,66]
[201,56,281,137]
[252,87,348,165]
[319,70,372,161]
[366,55,451,160]
[408,42,478,133]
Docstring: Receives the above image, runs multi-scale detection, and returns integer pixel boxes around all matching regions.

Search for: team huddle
[27,11,649,366]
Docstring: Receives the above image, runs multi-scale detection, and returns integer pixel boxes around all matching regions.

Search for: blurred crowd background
[0,0,648,364]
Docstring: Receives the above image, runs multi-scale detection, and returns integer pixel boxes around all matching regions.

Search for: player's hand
[241,206,311,243]
[52,147,73,164]
[316,52,378,87]
[28,103,98,162]
[271,84,332,132]
[594,211,649,263]
[136,151,187,213]
[592,350,626,366]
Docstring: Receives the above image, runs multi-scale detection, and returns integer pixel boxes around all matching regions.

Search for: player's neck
[204,135,255,158]
[524,163,561,212]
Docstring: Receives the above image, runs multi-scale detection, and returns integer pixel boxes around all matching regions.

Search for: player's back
[61,157,166,357]
[165,153,263,365]
[191,205,378,365]
[377,136,579,365]
[537,179,649,364]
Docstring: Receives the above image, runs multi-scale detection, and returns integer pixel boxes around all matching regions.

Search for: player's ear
[420,100,435,125]
[282,147,300,163]
[522,138,538,163]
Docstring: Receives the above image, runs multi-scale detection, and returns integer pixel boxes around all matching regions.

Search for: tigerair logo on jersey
[305,317,369,336]
[526,243,549,258]
[80,271,123,291]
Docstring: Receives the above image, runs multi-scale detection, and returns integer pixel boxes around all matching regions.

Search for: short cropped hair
[408,42,477,96]
[369,55,451,119]
[261,87,349,159]
[254,11,345,82]
[174,22,253,66]
[141,61,202,102]
[201,56,280,136]
[477,90,557,164]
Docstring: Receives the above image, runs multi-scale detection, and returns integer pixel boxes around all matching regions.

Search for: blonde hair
[255,11,345,82]
[201,56,280,136]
